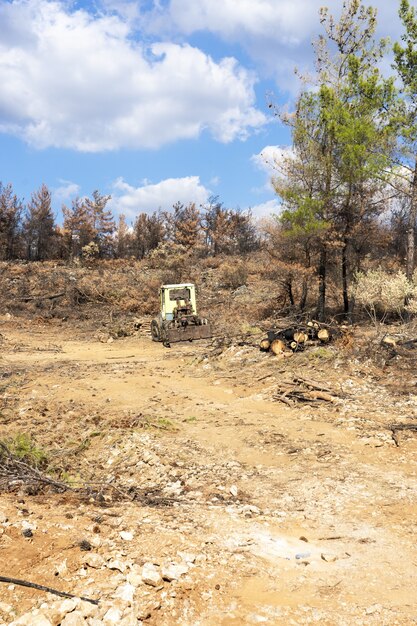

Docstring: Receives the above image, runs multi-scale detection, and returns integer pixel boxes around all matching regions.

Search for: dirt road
[0,319,417,625]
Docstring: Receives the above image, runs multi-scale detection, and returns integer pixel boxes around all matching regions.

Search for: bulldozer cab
[151,283,211,344]
[160,284,197,321]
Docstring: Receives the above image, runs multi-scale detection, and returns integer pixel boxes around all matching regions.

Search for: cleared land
[0,315,417,625]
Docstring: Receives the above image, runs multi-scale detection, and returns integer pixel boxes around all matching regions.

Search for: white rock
[47,598,80,623]
[89,535,101,548]
[106,559,126,573]
[21,520,37,531]
[141,563,162,587]
[161,562,189,582]
[0,510,8,523]
[120,531,134,541]
[10,613,52,626]
[79,603,98,619]
[126,569,143,586]
[118,609,139,626]
[230,485,238,497]
[114,583,135,603]
[241,504,261,516]
[84,554,104,569]
[103,607,123,623]
[0,601,12,613]
[177,551,196,564]
[60,611,86,626]
[54,558,68,576]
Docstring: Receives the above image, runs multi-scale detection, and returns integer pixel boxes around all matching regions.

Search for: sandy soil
[0,317,417,625]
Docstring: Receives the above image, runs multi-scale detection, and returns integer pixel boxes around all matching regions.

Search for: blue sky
[0,0,407,223]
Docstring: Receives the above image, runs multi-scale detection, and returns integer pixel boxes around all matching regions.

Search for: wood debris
[273,376,341,405]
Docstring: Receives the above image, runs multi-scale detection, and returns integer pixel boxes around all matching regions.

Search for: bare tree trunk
[342,237,349,314]
[316,247,327,322]
[299,246,310,311]
[406,158,417,281]
[286,277,295,306]
[299,280,308,311]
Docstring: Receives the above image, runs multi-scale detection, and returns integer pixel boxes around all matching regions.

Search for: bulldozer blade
[165,324,212,343]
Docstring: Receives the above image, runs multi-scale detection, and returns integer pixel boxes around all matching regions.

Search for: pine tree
[62,198,95,260]
[0,183,23,260]
[273,0,395,319]
[393,0,417,280]
[84,190,115,258]
[24,184,56,261]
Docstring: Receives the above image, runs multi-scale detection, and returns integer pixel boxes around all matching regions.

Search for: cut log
[305,390,336,403]
[259,338,271,352]
[293,331,308,344]
[270,339,287,355]
[317,328,330,343]
[381,336,397,348]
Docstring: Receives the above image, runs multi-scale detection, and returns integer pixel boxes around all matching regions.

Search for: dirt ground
[0,315,417,625]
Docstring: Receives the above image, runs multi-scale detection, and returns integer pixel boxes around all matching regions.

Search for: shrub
[351,268,417,323]
[1,433,48,469]
[218,262,248,289]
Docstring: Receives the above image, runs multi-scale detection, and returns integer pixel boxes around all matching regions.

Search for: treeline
[0,184,258,262]
[267,0,417,319]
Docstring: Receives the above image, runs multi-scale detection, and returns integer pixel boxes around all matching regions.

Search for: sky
[0,0,408,223]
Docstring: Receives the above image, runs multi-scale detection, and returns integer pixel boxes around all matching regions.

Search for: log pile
[260,321,339,356]
[272,376,341,406]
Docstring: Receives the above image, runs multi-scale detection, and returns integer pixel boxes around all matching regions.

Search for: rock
[79,603,98,619]
[106,559,126,573]
[177,551,196,564]
[114,583,135,603]
[60,611,86,626]
[118,609,139,625]
[120,531,134,541]
[126,564,143,587]
[21,520,36,531]
[102,607,123,623]
[89,535,101,548]
[10,613,53,626]
[54,559,68,576]
[161,562,189,582]
[0,510,8,523]
[163,481,182,496]
[141,563,162,587]
[241,504,261,517]
[230,485,238,497]
[0,601,13,614]
[84,554,104,569]
[46,598,80,624]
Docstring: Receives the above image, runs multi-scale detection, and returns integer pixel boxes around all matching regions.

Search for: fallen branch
[273,377,340,405]
[16,292,65,303]
[389,423,417,447]
[0,575,98,605]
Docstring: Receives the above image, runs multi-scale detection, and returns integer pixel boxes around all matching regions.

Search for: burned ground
[0,263,417,625]
[0,256,417,626]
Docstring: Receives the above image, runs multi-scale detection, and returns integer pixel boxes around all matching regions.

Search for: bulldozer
[151,283,212,345]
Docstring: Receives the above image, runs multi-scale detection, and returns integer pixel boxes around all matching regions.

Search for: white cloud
[110,175,210,217]
[251,144,295,195]
[168,0,317,44]
[150,0,403,92]
[52,180,81,203]
[252,145,295,173]
[0,0,265,151]
[249,198,281,219]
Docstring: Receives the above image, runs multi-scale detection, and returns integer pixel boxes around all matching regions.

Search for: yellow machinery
[151,283,212,345]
